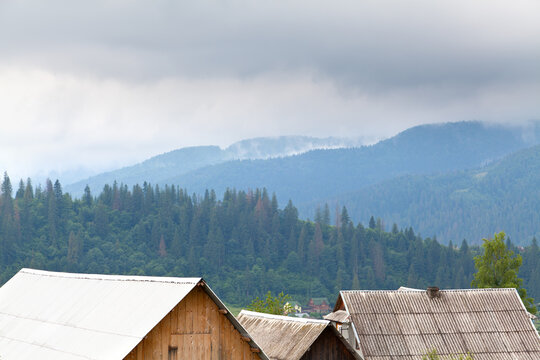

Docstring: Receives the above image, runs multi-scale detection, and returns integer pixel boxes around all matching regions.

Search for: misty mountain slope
[329,144,540,245]
[163,121,539,206]
[65,145,229,196]
[225,135,363,159]
[66,136,361,196]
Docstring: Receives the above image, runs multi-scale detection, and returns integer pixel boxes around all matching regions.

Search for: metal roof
[237,310,362,360]
[0,268,267,360]
[338,288,540,360]
[324,309,351,323]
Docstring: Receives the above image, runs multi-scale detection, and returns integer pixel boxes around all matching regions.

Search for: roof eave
[199,280,270,360]
[339,292,364,359]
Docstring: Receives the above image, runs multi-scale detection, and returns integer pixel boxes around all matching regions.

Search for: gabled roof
[337,288,540,360]
[0,268,266,360]
[237,310,361,360]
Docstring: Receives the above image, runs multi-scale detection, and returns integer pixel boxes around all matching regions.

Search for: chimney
[426,286,440,299]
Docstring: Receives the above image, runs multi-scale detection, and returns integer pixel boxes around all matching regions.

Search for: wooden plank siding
[124,286,261,360]
[301,327,359,360]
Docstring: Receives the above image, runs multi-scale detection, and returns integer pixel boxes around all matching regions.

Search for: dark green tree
[15,180,25,199]
[322,204,330,226]
[83,185,93,207]
[369,216,376,229]
[0,172,19,262]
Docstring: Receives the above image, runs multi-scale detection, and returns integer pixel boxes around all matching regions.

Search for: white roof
[239,309,331,324]
[0,268,201,360]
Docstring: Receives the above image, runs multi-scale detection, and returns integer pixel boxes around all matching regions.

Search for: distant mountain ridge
[225,135,363,159]
[65,135,363,196]
[330,143,540,245]
[162,121,540,209]
[65,121,540,245]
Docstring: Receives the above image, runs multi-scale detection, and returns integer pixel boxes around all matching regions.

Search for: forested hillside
[334,144,540,245]
[67,122,540,206]
[1,174,538,306]
[158,122,540,214]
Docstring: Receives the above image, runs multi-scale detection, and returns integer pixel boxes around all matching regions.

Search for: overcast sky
[1,0,539,183]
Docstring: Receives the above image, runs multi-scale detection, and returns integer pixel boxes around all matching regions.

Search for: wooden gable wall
[124,285,262,360]
[300,327,359,360]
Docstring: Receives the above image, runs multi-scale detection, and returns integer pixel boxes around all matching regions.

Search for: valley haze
[0,0,539,183]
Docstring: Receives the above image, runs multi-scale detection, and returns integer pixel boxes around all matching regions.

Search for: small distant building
[237,310,362,360]
[0,268,268,360]
[306,297,331,313]
[328,287,540,360]
[286,300,303,313]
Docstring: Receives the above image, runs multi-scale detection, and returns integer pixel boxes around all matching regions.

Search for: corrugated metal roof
[0,268,267,360]
[324,309,350,323]
[238,310,362,360]
[339,288,540,360]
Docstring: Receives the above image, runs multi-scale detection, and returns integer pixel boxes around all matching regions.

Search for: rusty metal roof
[238,310,361,360]
[339,288,540,360]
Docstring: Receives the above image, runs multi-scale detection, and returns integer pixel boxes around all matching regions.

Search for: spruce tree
[369,216,376,229]
[16,180,25,199]
[322,204,330,226]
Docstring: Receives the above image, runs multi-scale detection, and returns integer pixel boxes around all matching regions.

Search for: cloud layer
[0,0,539,183]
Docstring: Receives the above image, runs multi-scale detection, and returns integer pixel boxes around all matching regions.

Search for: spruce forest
[0,173,539,306]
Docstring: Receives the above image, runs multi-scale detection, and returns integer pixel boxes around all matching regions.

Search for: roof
[338,288,540,360]
[0,268,267,360]
[238,310,361,360]
[324,309,350,323]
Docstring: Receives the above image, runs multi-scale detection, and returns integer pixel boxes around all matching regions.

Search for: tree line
[0,173,538,307]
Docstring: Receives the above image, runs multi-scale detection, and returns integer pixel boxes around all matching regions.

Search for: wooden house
[0,268,268,360]
[328,287,540,360]
[237,310,362,360]
[306,297,331,314]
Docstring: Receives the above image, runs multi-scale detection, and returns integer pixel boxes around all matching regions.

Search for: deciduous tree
[471,231,536,314]
[246,291,292,315]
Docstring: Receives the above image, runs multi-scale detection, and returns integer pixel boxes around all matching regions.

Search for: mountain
[225,135,362,159]
[65,145,228,196]
[332,144,540,245]
[65,136,363,196]
[162,121,540,210]
[65,121,540,246]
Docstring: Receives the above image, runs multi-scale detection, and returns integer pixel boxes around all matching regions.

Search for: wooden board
[123,285,262,360]
[301,327,359,360]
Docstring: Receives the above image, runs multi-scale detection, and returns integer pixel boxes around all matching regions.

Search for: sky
[0,0,539,184]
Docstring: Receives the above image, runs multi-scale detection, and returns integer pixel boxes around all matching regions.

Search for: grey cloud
[1,0,539,90]
[1,0,539,182]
